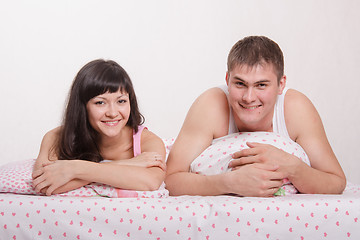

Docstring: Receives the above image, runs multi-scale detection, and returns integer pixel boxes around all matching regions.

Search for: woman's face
[86,89,131,139]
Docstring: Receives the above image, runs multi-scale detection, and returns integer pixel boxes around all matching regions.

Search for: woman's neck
[98,126,134,160]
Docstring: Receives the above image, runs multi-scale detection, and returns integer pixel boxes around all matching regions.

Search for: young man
[165,36,346,197]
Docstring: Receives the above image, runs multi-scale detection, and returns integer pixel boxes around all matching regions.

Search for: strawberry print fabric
[190,132,311,195]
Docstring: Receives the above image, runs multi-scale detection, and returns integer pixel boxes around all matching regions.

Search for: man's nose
[242,88,256,103]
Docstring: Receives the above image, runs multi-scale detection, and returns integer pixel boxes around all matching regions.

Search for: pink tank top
[133,125,146,157]
[114,125,148,198]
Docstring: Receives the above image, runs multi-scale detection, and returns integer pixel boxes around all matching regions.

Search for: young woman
[32,59,166,196]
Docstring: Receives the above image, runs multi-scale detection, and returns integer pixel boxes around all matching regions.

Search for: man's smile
[239,104,262,110]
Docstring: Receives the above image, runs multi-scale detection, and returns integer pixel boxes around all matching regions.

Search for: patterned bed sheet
[1,183,359,240]
[1,135,359,239]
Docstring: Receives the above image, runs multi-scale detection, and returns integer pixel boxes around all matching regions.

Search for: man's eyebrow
[255,80,271,84]
[232,76,271,85]
[233,76,246,82]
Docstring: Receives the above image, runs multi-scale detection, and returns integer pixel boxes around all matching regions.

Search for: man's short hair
[227,36,284,82]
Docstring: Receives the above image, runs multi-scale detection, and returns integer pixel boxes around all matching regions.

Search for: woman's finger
[32,173,45,188]
[34,179,49,193]
[40,187,49,194]
[32,167,44,179]
[159,161,166,171]
[151,159,166,171]
[45,184,59,196]
[42,161,54,167]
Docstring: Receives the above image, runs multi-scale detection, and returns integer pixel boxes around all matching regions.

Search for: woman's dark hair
[56,59,144,162]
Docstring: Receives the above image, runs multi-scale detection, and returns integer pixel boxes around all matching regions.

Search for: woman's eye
[118,99,127,104]
[95,101,105,105]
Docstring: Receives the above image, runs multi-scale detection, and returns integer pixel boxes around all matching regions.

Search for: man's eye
[235,82,245,86]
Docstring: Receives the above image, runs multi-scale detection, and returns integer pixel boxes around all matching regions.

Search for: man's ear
[278,75,286,95]
[225,71,229,85]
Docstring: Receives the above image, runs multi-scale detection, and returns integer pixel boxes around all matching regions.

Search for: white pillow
[0,138,175,197]
[190,132,310,195]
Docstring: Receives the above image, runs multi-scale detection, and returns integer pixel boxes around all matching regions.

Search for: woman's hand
[111,152,166,171]
[32,160,77,196]
[32,159,52,174]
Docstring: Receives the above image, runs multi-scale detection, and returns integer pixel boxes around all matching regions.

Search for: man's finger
[229,156,258,168]
[232,147,257,159]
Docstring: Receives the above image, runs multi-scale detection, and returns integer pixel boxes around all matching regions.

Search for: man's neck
[234,114,274,133]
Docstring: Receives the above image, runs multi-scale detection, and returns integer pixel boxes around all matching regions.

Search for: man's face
[226,63,285,131]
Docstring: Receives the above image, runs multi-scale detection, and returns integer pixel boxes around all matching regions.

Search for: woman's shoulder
[139,127,166,153]
[44,126,62,140]
[140,127,162,143]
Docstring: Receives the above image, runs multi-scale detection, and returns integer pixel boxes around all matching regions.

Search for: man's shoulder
[185,87,230,138]
[285,89,314,109]
[198,87,227,100]
[192,87,229,114]
[284,88,319,139]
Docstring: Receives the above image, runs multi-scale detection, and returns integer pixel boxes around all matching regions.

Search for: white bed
[1,137,359,240]
[1,185,359,239]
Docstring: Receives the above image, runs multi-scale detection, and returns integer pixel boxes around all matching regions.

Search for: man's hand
[229,142,299,177]
[224,163,286,197]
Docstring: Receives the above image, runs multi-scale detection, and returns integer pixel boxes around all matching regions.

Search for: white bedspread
[1,183,359,239]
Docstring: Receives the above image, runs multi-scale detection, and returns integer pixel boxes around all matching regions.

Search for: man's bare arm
[284,89,346,194]
[165,88,284,197]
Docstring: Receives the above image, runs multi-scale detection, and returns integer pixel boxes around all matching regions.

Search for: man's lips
[239,104,261,110]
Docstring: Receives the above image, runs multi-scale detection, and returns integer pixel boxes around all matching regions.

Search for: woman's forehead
[95,89,129,98]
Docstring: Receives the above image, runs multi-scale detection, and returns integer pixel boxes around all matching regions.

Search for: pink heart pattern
[0,138,359,239]
[0,138,176,198]
[190,132,311,195]
[0,183,359,239]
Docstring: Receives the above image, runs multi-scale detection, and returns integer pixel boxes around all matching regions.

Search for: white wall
[1,0,359,184]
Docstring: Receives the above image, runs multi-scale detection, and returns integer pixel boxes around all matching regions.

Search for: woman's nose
[105,104,119,118]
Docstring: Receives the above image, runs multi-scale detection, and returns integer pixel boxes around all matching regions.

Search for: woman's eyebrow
[118,93,129,98]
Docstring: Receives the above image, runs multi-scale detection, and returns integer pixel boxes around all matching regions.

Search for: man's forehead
[231,62,276,74]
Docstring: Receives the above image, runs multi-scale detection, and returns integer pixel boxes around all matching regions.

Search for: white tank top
[218,85,290,138]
